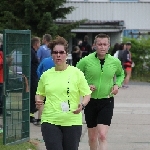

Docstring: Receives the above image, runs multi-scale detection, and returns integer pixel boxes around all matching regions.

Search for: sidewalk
[30,82,150,150]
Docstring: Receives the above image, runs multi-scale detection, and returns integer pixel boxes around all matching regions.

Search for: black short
[84,97,114,128]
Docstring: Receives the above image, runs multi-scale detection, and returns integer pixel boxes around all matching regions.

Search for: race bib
[61,101,69,112]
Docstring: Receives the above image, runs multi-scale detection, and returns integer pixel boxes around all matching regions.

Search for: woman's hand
[73,104,82,114]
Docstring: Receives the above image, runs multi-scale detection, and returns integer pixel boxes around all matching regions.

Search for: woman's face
[52,45,68,66]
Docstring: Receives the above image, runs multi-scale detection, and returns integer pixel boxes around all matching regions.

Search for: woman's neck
[55,64,68,71]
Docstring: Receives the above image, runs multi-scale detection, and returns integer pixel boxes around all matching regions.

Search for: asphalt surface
[30,82,150,150]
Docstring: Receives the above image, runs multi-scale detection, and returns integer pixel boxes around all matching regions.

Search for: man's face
[35,41,41,50]
[95,37,110,56]
[42,37,46,44]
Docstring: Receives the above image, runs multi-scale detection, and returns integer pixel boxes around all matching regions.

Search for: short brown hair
[95,33,110,43]
[31,37,40,46]
[48,36,68,53]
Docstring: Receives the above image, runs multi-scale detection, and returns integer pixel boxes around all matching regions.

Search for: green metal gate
[3,29,31,145]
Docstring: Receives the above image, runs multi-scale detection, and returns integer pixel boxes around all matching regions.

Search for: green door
[3,29,31,145]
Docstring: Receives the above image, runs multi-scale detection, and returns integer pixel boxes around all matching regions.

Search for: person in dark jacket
[71,46,82,67]
[81,35,92,58]
[122,42,132,88]
[30,37,41,124]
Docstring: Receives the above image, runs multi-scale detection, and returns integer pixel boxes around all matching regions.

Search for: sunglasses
[52,51,66,55]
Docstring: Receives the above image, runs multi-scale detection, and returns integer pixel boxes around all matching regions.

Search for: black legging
[41,122,82,150]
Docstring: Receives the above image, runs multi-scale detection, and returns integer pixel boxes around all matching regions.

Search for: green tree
[0,0,84,39]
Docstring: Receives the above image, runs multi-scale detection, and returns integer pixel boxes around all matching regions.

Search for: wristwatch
[81,103,85,110]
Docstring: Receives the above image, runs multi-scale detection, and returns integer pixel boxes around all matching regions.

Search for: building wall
[64,2,150,30]
[109,32,122,47]
[67,0,150,2]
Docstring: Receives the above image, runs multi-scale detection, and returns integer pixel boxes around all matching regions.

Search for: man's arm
[115,60,125,87]
[76,58,86,73]
[37,47,42,62]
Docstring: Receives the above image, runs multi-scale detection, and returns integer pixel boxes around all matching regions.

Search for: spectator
[71,46,82,67]
[30,37,41,124]
[80,35,92,58]
[122,42,132,88]
[111,43,120,57]
[37,34,52,62]
[117,43,126,67]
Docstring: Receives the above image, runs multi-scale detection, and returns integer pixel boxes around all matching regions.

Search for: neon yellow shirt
[36,66,91,126]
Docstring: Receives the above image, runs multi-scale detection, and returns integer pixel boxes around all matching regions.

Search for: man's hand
[89,85,96,92]
[111,84,119,95]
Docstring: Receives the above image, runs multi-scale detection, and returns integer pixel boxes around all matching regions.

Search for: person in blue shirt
[37,57,55,79]
[37,34,52,62]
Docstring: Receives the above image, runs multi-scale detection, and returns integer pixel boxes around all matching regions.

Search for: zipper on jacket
[96,59,105,98]
[97,71,103,98]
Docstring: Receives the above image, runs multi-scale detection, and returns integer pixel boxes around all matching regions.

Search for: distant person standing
[37,57,55,79]
[111,43,120,57]
[113,43,126,68]
[37,34,52,62]
[117,43,126,67]
[77,40,83,50]
[122,42,132,88]
[81,35,92,58]
[71,46,82,67]
[30,37,41,124]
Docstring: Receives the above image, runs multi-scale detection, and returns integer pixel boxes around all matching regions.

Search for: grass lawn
[0,134,37,150]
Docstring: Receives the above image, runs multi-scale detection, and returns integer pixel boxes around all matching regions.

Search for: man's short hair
[31,37,40,46]
[43,34,52,42]
[95,33,110,43]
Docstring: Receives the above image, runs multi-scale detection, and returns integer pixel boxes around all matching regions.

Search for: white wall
[64,2,150,30]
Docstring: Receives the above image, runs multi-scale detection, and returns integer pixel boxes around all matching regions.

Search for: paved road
[30,82,150,150]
